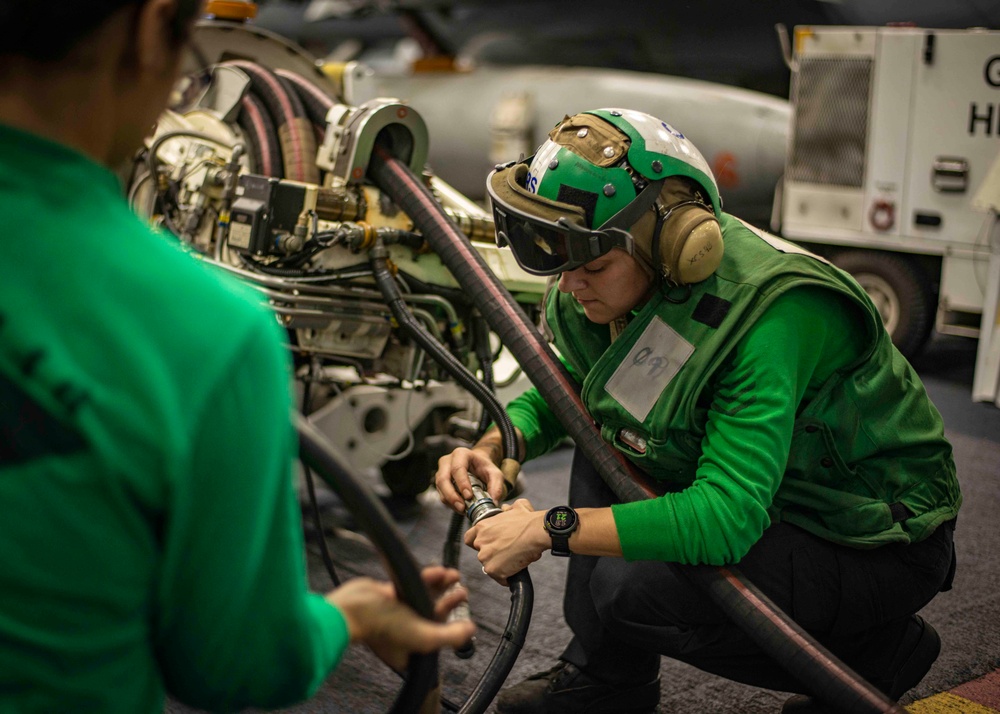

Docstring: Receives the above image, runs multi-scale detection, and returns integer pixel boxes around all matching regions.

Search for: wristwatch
[543,505,579,557]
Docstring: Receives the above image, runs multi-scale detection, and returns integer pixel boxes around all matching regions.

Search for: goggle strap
[599,177,666,232]
[589,229,633,259]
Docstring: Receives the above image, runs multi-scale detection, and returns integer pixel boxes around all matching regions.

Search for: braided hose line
[223,60,318,183]
[237,92,280,177]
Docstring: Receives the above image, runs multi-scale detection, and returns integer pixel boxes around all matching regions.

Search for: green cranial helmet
[488,108,724,283]
[527,108,721,227]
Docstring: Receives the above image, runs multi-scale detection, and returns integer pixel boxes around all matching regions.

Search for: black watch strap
[549,531,573,557]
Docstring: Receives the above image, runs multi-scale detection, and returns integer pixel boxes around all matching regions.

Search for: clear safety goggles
[487,159,663,276]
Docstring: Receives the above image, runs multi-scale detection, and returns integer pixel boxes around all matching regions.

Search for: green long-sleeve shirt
[510,211,958,563]
[0,124,348,713]
[506,287,866,563]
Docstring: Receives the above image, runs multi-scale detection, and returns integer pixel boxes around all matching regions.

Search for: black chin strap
[600,178,666,233]
[650,202,668,281]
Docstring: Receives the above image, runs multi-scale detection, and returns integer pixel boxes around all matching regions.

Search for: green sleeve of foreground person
[0,124,348,713]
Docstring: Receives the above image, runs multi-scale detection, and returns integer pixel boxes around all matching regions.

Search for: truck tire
[832,251,934,360]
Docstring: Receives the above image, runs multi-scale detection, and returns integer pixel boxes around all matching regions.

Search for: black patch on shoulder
[556,185,599,228]
[1,372,85,466]
[692,294,732,329]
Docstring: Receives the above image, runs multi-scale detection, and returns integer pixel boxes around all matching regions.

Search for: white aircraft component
[351,65,791,224]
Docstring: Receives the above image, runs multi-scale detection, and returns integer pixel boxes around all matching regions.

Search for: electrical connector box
[229,175,317,255]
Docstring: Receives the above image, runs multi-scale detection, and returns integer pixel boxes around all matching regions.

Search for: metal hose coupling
[447,475,503,661]
[466,475,502,526]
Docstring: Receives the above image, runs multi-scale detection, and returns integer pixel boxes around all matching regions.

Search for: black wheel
[380,409,459,498]
[381,451,434,499]
[833,250,935,360]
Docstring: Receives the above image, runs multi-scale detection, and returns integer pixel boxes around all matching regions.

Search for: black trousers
[559,448,957,694]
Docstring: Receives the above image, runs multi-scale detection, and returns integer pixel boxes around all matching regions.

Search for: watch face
[545,506,578,533]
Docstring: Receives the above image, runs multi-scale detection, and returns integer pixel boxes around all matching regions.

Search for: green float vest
[546,214,961,547]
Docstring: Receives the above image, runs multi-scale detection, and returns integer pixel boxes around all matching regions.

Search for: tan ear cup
[629,176,724,286]
[661,204,724,285]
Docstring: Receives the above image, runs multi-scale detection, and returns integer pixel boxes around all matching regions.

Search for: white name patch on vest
[604,317,695,422]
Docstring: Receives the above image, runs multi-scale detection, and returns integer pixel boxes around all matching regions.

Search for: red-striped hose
[223,60,318,183]
[237,92,280,177]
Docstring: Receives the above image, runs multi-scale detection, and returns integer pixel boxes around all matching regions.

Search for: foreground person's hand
[327,565,476,671]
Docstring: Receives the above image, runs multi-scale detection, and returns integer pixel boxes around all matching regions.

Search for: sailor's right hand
[435,446,505,514]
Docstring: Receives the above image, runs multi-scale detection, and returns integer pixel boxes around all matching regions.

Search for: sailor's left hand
[464,499,549,586]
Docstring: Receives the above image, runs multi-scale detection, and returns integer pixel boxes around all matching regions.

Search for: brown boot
[495,660,660,714]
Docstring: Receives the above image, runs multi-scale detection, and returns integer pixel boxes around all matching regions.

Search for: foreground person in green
[436,108,961,714]
[0,1,474,712]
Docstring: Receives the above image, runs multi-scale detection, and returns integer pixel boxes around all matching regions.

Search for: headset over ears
[632,176,723,286]
[523,108,724,286]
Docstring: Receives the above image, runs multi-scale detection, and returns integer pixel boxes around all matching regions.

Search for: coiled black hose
[296,415,437,714]
[367,147,907,714]
[223,60,318,183]
[369,240,533,714]
[237,92,280,177]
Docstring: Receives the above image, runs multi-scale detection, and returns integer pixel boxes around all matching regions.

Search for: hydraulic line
[444,312,498,661]
[300,366,341,588]
[368,240,517,469]
[367,147,908,714]
[223,60,318,183]
[296,415,438,714]
[370,240,531,712]
[470,314,497,437]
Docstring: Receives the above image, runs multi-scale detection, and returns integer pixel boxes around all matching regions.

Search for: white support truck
[776,25,1000,359]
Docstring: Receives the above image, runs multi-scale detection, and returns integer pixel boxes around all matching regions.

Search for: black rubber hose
[233,102,264,175]
[471,314,496,437]
[237,92,281,178]
[369,243,517,464]
[367,148,907,714]
[445,313,499,660]
[458,570,533,714]
[371,241,532,697]
[301,372,341,588]
[443,511,465,570]
[223,60,317,183]
[296,415,437,714]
